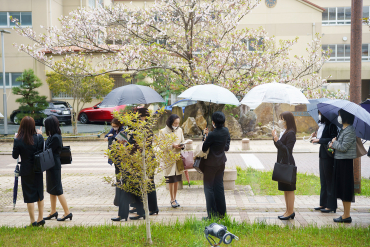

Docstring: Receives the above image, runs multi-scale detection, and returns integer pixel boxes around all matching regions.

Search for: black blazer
[12,134,44,176]
[202,127,231,167]
[274,130,296,166]
[45,134,63,170]
[318,123,338,159]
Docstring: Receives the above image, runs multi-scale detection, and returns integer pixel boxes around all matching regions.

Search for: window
[0,12,32,27]
[89,0,96,8]
[322,6,370,25]
[323,44,370,62]
[0,73,23,87]
[51,92,73,99]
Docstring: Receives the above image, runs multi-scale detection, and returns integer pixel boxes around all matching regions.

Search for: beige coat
[159,125,184,176]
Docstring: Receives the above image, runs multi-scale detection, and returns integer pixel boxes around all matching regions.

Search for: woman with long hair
[311,111,338,213]
[271,111,297,220]
[40,116,72,222]
[12,116,45,227]
[159,114,184,208]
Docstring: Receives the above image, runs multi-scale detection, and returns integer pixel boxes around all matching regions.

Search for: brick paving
[1,140,370,228]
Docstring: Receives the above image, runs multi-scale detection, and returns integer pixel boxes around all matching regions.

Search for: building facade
[0,0,369,118]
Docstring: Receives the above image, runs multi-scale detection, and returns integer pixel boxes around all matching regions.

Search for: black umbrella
[100,84,165,106]
[13,158,20,209]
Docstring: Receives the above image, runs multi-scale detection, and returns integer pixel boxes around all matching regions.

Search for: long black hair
[44,115,62,136]
[318,110,329,124]
[166,114,180,130]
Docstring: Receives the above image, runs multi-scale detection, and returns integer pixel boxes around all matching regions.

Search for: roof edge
[296,0,326,12]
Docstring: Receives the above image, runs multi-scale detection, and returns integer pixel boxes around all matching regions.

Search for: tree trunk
[142,136,152,245]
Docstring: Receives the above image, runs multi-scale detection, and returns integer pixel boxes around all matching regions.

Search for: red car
[78,103,126,124]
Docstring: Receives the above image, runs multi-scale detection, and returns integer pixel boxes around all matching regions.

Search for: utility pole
[1,29,11,136]
[350,0,362,193]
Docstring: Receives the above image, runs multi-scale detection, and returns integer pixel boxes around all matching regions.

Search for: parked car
[78,103,126,124]
[10,101,72,126]
[164,99,197,113]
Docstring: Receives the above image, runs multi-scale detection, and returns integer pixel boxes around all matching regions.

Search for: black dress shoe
[129,215,145,220]
[320,208,336,213]
[333,216,352,223]
[111,217,127,221]
[44,212,58,220]
[25,221,38,228]
[314,206,324,211]
[279,212,295,220]
[57,213,73,221]
[149,211,159,215]
[277,215,284,219]
[37,220,45,226]
[129,209,137,213]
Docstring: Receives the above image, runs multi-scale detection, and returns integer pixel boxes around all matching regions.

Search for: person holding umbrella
[12,116,45,227]
[311,111,338,213]
[329,109,357,223]
[271,112,297,220]
[160,114,185,208]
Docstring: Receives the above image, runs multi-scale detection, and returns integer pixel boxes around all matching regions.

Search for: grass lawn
[1,218,369,247]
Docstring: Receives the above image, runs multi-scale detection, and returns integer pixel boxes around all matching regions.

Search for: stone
[225,115,242,138]
[238,111,257,134]
[242,138,250,150]
[195,111,207,131]
[172,106,184,125]
[295,116,317,133]
[183,102,205,124]
[181,117,202,136]
[156,110,172,130]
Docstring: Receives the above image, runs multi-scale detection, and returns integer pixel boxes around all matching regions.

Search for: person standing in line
[40,116,72,221]
[272,111,297,220]
[311,111,338,213]
[159,114,184,208]
[13,116,45,227]
[104,118,124,166]
[329,109,357,223]
[202,111,230,220]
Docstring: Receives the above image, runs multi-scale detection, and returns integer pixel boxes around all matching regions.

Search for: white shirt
[317,123,325,139]
[279,129,286,140]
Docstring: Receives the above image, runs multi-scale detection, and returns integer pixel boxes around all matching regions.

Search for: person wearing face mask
[160,114,185,208]
[271,112,297,220]
[202,112,230,220]
[310,111,338,213]
[328,109,357,223]
[105,118,124,166]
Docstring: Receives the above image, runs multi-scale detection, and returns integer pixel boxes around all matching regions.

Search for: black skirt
[165,174,182,183]
[333,159,355,202]
[46,169,63,196]
[21,173,44,203]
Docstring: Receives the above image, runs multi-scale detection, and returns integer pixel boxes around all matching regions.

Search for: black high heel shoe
[149,211,159,215]
[129,208,137,213]
[129,215,145,220]
[57,213,73,221]
[111,216,128,221]
[37,219,45,226]
[320,208,336,213]
[43,212,58,220]
[24,221,38,228]
[314,206,324,211]
[279,212,295,220]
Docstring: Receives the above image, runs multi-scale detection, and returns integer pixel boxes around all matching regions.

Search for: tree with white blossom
[11,0,344,100]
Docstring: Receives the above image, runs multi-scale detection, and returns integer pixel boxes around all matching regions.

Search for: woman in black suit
[311,111,338,213]
[271,111,297,220]
[12,116,45,227]
[40,116,72,221]
[202,111,231,220]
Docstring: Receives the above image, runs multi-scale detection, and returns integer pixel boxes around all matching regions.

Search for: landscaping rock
[239,111,257,134]
[182,117,202,136]
[225,115,242,138]
[172,106,184,125]
[195,110,207,131]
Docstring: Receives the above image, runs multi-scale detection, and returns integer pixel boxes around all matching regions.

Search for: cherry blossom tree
[12,0,339,98]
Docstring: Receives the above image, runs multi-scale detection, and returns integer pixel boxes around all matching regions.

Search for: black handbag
[272,146,297,185]
[34,136,55,172]
[368,146,370,157]
[60,146,72,164]
[193,157,205,174]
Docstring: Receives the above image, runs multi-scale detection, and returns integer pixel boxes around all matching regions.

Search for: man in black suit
[202,112,231,220]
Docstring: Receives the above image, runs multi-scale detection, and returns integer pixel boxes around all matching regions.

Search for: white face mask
[278,120,285,129]
[338,116,342,124]
[172,126,178,130]
[212,124,216,128]
[318,115,321,121]
[113,127,119,131]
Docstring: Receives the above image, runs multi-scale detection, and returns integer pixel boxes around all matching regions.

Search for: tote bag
[272,146,297,185]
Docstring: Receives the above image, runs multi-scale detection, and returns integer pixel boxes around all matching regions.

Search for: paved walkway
[1,154,370,228]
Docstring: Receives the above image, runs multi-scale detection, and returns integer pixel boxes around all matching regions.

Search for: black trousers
[203,164,226,218]
[319,158,337,209]
[131,179,159,215]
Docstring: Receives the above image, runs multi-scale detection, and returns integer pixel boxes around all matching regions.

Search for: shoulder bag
[34,136,55,172]
[60,146,72,164]
[272,146,297,185]
[356,137,367,158]
[181,151,194,170]
[193,157,205,174]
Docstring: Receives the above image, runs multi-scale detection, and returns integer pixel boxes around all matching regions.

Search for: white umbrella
[178,84,240,106]
[240,81,309,128]
[240,81,309,106]
[0,112,3,118]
